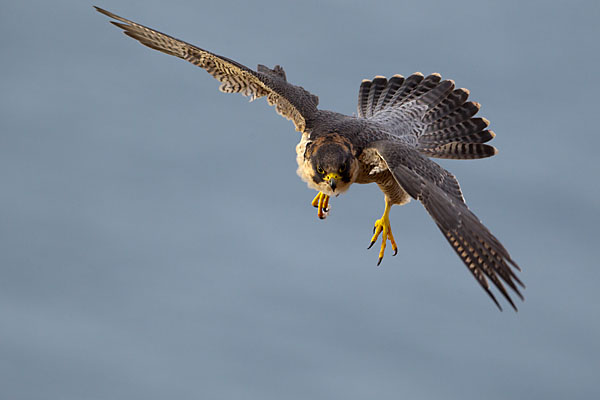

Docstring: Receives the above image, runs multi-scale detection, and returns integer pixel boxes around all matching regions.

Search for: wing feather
[95,7,318,132]
[370,140,524,310]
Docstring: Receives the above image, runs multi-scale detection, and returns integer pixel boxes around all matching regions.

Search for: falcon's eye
[339,163,347,173]
[317,166,325,175]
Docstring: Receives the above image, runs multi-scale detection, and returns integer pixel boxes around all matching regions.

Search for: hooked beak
[324,172,341,192]
[328,178,337,191]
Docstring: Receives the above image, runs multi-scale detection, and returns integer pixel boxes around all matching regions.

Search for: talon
[311,192,321,208]
[311,192,330,220]
[367,198,397,265]
[368,240,375,249]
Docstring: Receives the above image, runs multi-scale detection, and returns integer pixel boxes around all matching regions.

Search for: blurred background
[1,0,598,399]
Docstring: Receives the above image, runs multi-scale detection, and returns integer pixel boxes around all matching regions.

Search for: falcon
[95,6,524,310]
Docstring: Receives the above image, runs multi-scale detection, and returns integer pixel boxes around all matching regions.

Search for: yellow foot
[367,199,398,265]
[311,192,330,220]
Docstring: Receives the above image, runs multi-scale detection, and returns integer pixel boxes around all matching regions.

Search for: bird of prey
[95,6,524,310]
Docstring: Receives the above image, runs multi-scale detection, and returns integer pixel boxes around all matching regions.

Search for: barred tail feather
[421,117,490,141]
[357,79,371,117]
[375,74,405,111]
[414,80,498,160]
[423,88,471,123]
[424,101,481,131]
[400,73,442,104]
[366,76,388,117]
[358,72,449,118]
[417,79,455,109]
[419,143,498,159]
[388,72,424,107]
[357,72,501,161]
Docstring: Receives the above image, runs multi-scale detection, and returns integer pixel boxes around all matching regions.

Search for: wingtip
[109,21,126,29]
[93,5,110,16]
[505,294,519,312]
[492,296,503,312]
[94,6,131,24]
[510,258,522,272]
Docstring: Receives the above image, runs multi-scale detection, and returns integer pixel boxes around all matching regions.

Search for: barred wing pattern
[95,7,319,132]
[370,140,524,310]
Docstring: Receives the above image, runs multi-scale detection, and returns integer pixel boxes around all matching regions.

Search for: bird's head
[309,140,358,196]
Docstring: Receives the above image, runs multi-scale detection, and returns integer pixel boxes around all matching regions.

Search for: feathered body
[96,7,524,311]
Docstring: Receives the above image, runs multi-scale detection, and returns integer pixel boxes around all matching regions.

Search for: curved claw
[367,199,398,265]
[311,192,330,220]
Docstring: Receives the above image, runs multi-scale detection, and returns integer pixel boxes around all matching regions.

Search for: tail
[357,73,498,160]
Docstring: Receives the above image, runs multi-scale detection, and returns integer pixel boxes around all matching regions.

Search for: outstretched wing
[358,73,496,159]
[95,7,319,132]
[368,140,524,311]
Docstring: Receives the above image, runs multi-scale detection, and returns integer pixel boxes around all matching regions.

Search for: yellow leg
[367,197,398,265]
[311,192,330,220]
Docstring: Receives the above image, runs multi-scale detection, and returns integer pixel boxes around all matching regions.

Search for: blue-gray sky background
[1,1,599,399]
